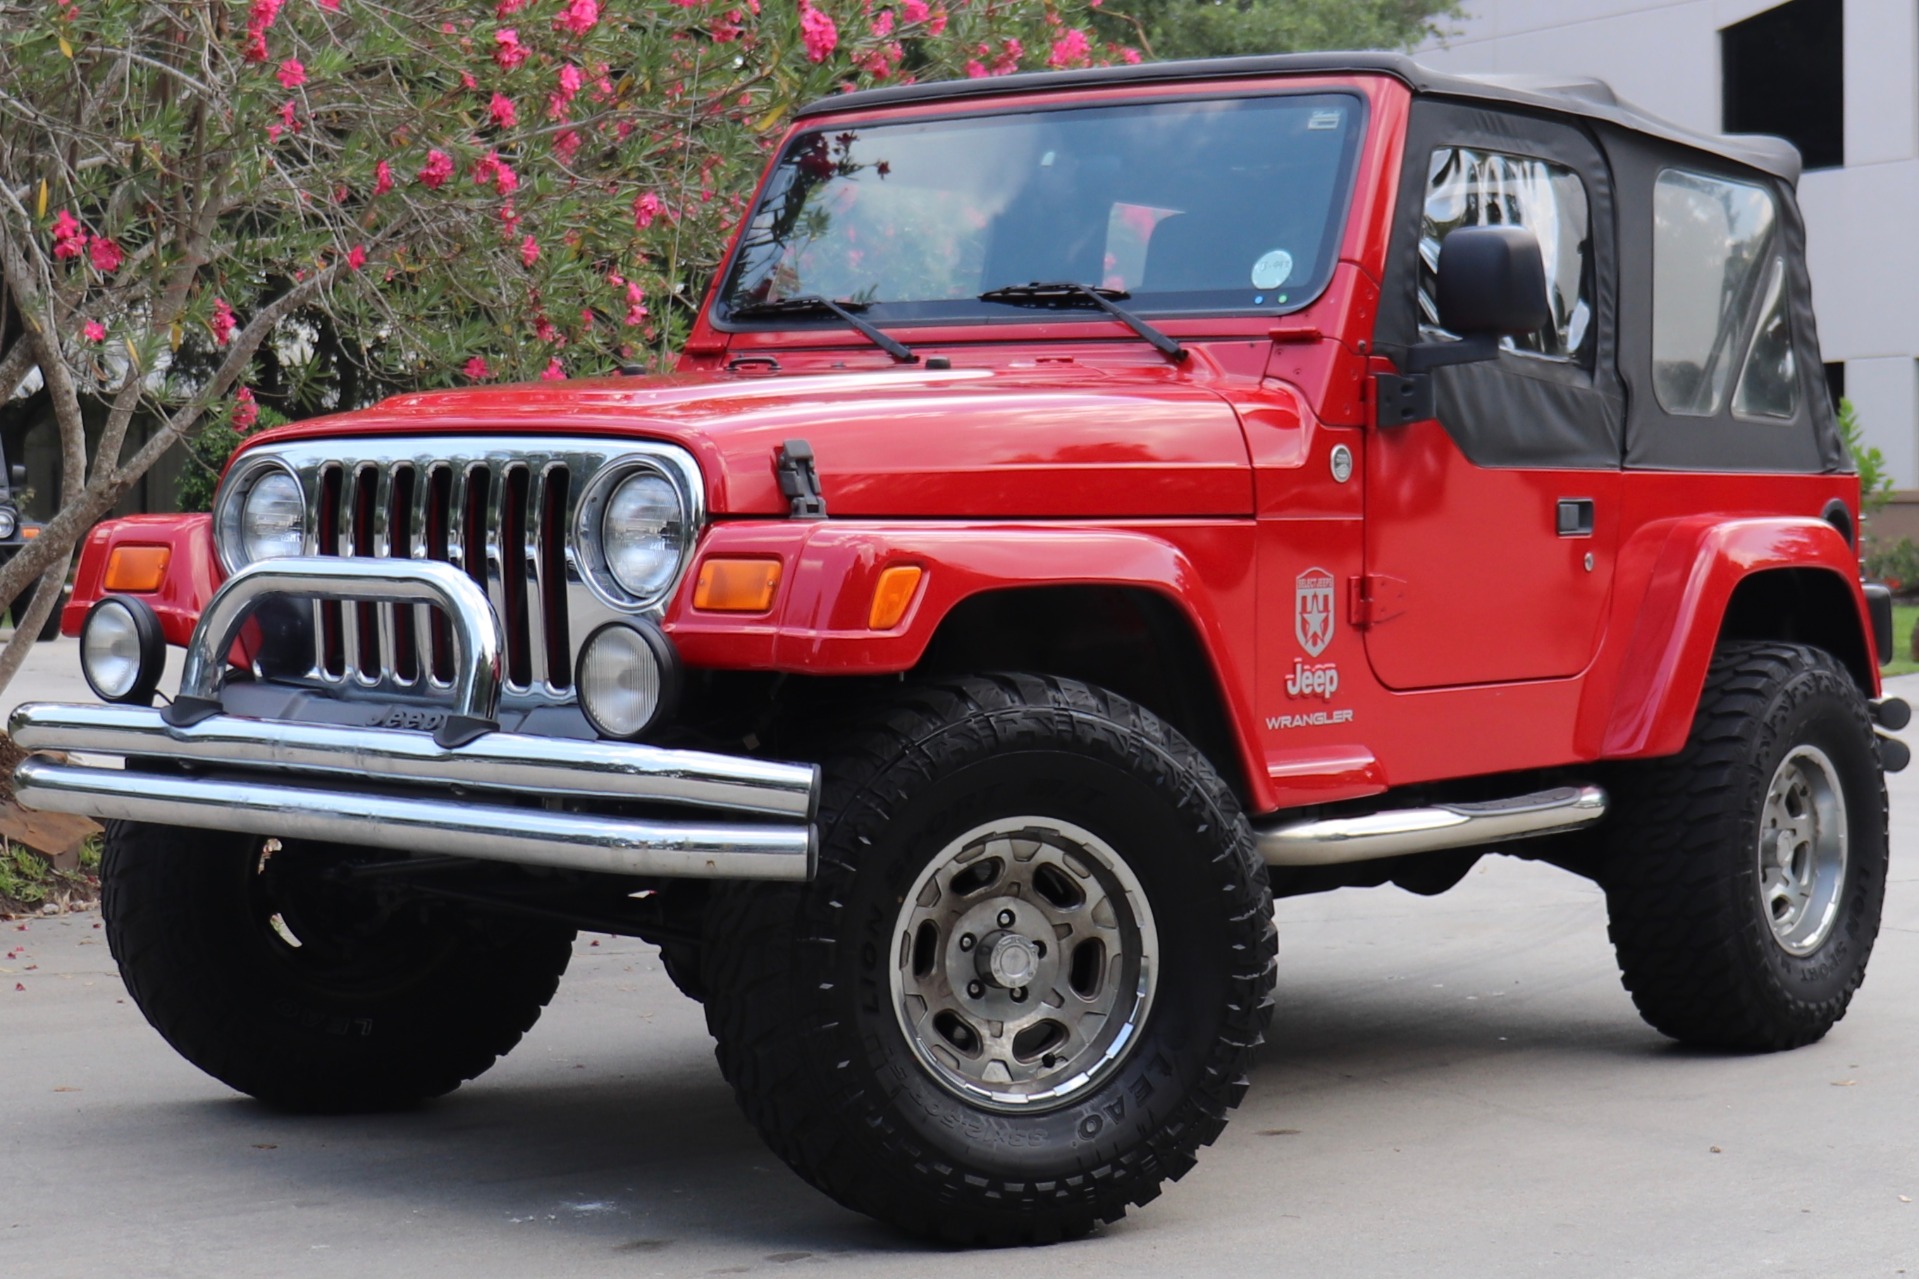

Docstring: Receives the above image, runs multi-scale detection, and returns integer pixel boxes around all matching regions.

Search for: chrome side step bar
[1255,785,1607,867]
[13,758,814,882]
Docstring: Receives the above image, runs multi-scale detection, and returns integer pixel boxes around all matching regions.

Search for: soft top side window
[1651,168,1798,420]
[1419,146,1593,365]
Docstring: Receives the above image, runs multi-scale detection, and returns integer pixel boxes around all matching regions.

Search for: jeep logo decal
[1295,568,1334,656]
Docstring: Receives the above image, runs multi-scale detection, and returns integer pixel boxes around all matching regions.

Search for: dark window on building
[1721,0,1844,171]
[1823,360,1845,410]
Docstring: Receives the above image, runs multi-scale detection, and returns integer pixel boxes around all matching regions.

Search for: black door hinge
[775,439,827,519]
[1373,372,1433,427]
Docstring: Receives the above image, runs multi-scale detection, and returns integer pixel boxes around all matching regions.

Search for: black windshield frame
[714,90,1368,332]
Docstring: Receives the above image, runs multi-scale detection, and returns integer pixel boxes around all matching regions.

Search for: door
[1363,109,1624,690]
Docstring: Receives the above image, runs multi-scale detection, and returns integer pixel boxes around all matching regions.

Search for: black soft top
[797,51,1801,184]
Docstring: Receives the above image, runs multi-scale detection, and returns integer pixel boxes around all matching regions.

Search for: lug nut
[1011,987,1028,1003]
[967,980,984,998]
[997,909,1015,927]
[959,933,975,952]
[1034,941,1046,958]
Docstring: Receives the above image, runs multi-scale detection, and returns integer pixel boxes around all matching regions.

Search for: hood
[250,363,1254,519]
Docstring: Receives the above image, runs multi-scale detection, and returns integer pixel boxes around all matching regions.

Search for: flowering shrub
[0,0,1137,688]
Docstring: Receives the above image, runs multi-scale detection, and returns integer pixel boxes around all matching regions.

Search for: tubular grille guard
[222,436,703,707]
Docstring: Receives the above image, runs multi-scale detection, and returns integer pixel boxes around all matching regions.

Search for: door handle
[1556,498,1595,537]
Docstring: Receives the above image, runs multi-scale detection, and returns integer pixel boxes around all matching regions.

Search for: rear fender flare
[1576,516,1872,760]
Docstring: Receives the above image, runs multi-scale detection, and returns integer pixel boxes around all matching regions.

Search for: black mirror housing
[1436,225,1551,337]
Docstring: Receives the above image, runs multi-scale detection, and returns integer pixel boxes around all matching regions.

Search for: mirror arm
[1403,333,1500,374]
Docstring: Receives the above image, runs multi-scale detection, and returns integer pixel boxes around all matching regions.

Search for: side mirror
[1376,225,1553,428]
[1435,225,1551,338]
[7,465,23,491]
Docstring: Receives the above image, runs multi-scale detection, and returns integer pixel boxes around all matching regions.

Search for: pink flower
[870,10,892,36]
[232,386,259,430]
[88,237,123,273]
[473,151,518,196]
[798,1,837,62]
[211,298,238,345]
[50,209,88,260]
[418,149,454,189]
[488,92,517,129]
[276,58,305,88]
[553,0,598,36]
[623,282,648,326]
[1120,46,1140,64]
[901,0,926,21]
[346,244,367,271]
[279,99,300,132]
[539,358,566,380]
[964,59,986,78]
[493,27,529,69]
[1046,28,1089,68]
[632,191,662,230]
[520,234,540,267]
[373,159,394,196]
[464,356,491,380]
[318,0,340,12]
[553,129,582,161]
[82,320,106,343]
[496,0,523,14]
[927,8,946,34]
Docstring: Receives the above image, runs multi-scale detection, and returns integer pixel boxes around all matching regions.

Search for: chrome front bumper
[12,558,818,882]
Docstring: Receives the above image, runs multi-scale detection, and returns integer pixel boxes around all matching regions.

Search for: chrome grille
[223,436,702,706]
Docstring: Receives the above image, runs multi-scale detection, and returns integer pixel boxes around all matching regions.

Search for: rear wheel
[102,821,575,1110]
[1601,643,1887,1050]
[702,675,1276,1244]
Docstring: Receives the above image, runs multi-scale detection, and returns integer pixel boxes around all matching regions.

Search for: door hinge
[1348,573,1408,629]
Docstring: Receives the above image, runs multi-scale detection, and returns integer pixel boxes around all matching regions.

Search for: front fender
[63,514,223,645]
[668,518,1265,793]
[1575,516,1872,760]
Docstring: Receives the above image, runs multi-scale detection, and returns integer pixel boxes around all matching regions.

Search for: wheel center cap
[981,932,1039,988]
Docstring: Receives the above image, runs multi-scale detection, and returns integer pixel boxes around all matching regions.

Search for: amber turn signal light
[103,545,171,593]
[692,556,782,612]
[868,565,923,630]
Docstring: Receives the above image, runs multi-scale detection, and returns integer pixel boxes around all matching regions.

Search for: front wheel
[102,822,576,1110]
[1601,642,1888,1050]
[702,675,1277,1244]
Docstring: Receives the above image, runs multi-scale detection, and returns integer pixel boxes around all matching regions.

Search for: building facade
[1421,0,1919,501]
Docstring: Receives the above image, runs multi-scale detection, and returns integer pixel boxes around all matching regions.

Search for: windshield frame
[711,87,1370,335]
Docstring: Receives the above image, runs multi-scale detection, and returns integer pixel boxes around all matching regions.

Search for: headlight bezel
[214,456,309,574]
[575,456,698,613]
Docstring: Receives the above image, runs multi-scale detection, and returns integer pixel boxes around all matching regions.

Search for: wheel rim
[1757,745,1849,956]
[889,818,1158,1113]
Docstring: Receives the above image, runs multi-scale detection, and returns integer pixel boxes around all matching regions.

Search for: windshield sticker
[1251,249,1294,290]
[1308,109,1343,131]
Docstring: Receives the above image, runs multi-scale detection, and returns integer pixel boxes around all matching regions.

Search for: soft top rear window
[718,92,1365,325]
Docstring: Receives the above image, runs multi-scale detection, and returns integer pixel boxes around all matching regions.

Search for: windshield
[719,92,1365,325]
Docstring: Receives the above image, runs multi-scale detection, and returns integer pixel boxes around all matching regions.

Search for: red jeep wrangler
[16,53,1904,1244]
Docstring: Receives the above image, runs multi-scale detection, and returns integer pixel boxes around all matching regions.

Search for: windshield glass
[719,92,1365,324]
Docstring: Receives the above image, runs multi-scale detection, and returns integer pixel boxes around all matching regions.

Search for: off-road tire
[702,674,1277,1245]
[102,821,575,1110]
[1601,642,1887,1050]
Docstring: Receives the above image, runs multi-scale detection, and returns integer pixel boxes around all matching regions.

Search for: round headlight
[576,621,681,739]
[241,471,305,563]
[0,508,16,540]
[81,596,167,705]
[601,470,686,602]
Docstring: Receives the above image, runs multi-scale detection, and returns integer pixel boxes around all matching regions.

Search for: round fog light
[81,596,166,705]
[576,621,681,740]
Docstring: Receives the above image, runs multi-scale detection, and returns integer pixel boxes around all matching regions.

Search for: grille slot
[255,437,701,707]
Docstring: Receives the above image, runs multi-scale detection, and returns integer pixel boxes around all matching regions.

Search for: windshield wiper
[729,295,918,364]
[977,281,1187,363]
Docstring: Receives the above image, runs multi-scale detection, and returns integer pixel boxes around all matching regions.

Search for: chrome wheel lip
[888,817,1158,1114]
[1758,744,1848,957]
